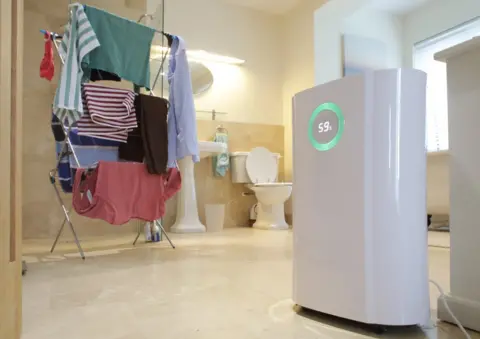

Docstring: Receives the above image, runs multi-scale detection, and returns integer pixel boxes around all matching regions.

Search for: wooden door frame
[0,0,23,338]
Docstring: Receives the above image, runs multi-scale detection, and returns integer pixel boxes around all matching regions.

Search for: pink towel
[72,161,181,225]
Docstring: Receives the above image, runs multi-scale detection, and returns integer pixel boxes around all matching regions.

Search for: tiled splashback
[162,120,285,230]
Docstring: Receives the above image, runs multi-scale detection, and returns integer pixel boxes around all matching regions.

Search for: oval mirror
[150,59,214,96]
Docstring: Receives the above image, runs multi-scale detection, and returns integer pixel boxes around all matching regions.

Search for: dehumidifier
[292,69,430,327]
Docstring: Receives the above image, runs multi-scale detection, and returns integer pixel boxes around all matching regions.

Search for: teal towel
[213,132,229,177]
[83,5,155,89]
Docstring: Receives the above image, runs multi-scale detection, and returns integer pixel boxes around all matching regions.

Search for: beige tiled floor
[22,229,478,339]
[428,231,450,249]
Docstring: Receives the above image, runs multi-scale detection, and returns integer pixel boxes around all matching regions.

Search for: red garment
[72,162,181,225]
[40,32,54,81]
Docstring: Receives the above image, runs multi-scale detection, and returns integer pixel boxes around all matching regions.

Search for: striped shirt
[77,83,138,143]
[53,3,100,125]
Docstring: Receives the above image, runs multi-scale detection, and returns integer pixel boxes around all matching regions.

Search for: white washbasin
[170,140,228,234]
[199,141,227,158]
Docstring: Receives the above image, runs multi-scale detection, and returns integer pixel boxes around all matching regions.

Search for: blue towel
[68,127,120,169]
[51,115,74,193]
[54,141,74,193]
[51,114,120,193]
[212,132,229,177]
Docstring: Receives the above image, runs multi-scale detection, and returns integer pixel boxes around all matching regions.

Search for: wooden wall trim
[0,0,23,338]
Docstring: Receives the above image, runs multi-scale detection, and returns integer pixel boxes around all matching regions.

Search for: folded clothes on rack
[77,83,137,143]
[51,114,120,193]
[53,3,157,125]
[73,162,181,225]
[68,128,120,169]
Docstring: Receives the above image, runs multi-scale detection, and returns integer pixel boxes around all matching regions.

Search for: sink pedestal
[170,157,206,233]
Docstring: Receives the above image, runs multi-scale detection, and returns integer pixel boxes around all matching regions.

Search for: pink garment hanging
[72,161,181,225]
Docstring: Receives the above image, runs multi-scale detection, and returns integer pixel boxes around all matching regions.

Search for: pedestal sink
[170,141,227,233]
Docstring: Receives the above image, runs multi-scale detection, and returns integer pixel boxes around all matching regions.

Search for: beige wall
[23,0,147,239]
[150,0,284,125]
[281,0,328,217]
[427,154,450,214]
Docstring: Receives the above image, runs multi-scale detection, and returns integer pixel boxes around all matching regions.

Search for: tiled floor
[427,231,450,249]
[22,229,478,339]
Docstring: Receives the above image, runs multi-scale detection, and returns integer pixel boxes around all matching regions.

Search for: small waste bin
[205,204,225,232]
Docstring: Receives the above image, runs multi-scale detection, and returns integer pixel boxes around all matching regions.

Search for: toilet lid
[246,147,277,184]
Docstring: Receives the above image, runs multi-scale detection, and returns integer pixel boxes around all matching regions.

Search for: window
[413,17,480,153]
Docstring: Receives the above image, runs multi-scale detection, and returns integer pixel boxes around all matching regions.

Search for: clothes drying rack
[43,14,175,260]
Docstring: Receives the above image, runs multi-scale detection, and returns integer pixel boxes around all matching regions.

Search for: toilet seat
[246,147,277,184]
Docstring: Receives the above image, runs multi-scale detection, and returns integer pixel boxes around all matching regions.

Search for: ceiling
[219,0,301,15]
[218,0,433,15]
[367,0,433,14]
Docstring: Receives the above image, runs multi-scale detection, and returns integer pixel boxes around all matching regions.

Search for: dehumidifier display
[308,102,345,152]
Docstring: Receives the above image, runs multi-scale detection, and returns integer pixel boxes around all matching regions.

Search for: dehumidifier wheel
[371,325,387,335]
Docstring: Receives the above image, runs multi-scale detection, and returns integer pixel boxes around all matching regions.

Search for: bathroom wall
[314,1,403,85]
[149,0,284,125]
[281,0,328,169]
[22,0,147,239]
[281,0,328,221]
[162,121,285,230]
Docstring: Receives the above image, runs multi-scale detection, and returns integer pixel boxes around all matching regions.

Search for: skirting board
[438,294,480,332]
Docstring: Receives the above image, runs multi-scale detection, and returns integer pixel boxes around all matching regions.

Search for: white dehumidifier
[292,69,430,327]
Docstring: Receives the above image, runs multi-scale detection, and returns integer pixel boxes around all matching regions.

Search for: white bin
[205,204,225,232]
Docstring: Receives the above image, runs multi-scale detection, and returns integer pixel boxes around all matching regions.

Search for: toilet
[230,147,292,230]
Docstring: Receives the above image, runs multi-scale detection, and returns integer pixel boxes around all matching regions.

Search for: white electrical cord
[429,279,471,339]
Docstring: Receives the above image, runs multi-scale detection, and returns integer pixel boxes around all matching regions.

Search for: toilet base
[253,220,289,230]
[252,202,290,231]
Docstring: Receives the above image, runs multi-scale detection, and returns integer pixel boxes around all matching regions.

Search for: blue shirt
[167,36,200,167]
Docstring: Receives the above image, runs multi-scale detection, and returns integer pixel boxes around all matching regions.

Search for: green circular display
[308,102,344,151]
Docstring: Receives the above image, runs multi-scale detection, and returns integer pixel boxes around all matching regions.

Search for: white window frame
[413,17,480,153]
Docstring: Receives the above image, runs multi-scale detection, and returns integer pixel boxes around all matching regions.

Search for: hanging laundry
[77,83,137,143]
[118,130,144,163]
[68,128,120,169]
[83,5,155,89]
[51,115,73,192]
[53,3,100,124]
[139,94,168,174]
[40,32,54,81]
[118,94,169,173]
[118,94,145,163]
[89,69,121,82]
[51,115,120,191]
[167,36,200,167]
[72,162,181,225]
